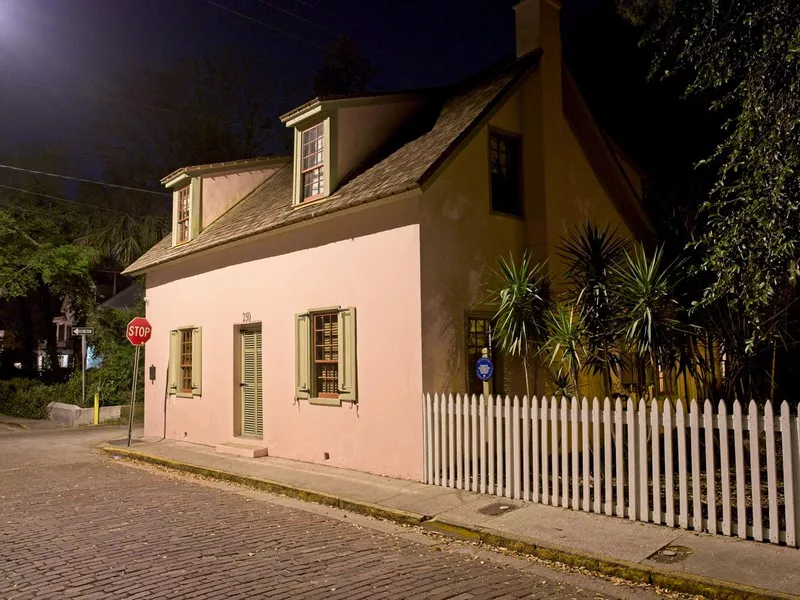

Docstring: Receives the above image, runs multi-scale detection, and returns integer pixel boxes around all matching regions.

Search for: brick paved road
[0,428,669,599]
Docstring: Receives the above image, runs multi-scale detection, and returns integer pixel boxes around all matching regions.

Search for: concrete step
[215,441,268,458]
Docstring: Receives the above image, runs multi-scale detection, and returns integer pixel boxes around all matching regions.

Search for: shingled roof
[124,54,541,275]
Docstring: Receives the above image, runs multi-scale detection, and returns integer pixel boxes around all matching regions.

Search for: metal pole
[81,333,87,409]
[127,345,140,447]
[481,348,492,399]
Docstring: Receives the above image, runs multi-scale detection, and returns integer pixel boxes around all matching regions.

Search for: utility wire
[0,183,141,216]
[203,0,343,54]
[202,0,415,85]
[0,76,267,132]
[0,76,218,122]
[0,164,169,196]
[258,0,342,36]
[257,0,426,75]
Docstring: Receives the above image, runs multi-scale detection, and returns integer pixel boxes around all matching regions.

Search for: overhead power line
[202,0,414,85]
[0,164,170,196]
[257,0,425,76]
[0,76,265,131]
[203,0,343,54]
[0,183,141,216]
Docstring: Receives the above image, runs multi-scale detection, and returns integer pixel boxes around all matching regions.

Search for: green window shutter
[295,313,311,400]
[337,307,357,403]
[191,327,202,396]
[168,330,178,393]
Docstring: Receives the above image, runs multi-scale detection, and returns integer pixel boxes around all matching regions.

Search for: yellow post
[93,393,99,425]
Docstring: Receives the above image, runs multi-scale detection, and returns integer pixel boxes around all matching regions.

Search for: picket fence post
[420,392,797,547]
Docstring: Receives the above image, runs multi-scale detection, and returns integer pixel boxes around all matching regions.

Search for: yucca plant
[491,251,551,396]
[541,302,587,396]
[612,244,685,374]
[558,223,627,395]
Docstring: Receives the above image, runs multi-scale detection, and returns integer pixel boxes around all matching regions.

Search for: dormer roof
[160,156,290,188]
[124,54,541,275]
[279,91,428,127]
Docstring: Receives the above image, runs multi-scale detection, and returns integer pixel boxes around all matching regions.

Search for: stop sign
[126,317,152,346]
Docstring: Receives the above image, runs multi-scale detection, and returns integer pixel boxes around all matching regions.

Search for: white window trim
[292,115,338,207]
[171,177,202,246]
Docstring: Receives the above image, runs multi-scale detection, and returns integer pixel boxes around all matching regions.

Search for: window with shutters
[180,329,193,393]
[489,129,523,217]
[169,326,203,397]
[295,307,357,405]
[313,312,338,398]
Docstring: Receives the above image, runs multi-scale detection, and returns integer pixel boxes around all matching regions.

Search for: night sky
[0,0,714,178]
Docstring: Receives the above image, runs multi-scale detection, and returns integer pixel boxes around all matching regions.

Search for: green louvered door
[241,329,263,437]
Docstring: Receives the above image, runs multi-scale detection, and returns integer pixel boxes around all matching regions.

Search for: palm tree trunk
[523,348,531,398]
[770,341,777,404]
[602,342,612,398]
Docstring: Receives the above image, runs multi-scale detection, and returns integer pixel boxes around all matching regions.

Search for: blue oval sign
[476,357,494,381]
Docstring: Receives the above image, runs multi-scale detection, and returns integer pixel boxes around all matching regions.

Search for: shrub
[0,378,51,419]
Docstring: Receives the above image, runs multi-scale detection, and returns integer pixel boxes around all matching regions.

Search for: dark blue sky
[0,0,713,177]
[0,0,518,162]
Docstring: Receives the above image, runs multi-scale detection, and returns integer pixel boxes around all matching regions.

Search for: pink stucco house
[125,0,651,480]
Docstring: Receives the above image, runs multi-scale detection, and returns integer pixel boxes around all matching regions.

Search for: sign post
[476,349,494,398]
[72,327,93,408]
[125,317,152,447]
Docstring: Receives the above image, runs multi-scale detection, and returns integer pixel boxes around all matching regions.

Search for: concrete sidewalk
[100,437,800,600]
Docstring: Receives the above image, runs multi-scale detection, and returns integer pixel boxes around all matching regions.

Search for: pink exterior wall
[337,99,424,181]
[143,198,425,480]
[201,169,278,228]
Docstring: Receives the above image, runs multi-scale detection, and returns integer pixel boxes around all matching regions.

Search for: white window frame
[171,177,202,246]
[292,116,337,206]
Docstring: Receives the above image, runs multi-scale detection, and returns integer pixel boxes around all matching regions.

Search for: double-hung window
[489,130,523,217]
[301,123,325,202]
[295,307,357,405]
[169,326,203,397]
[176,186,190,243]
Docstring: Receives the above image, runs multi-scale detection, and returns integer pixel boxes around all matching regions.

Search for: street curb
[98,446,428,528]
[422,518,797,600]
[0,420,28,430]
[100,446,797,600]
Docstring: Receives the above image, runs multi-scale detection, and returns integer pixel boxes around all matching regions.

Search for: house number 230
[242,312,252,323]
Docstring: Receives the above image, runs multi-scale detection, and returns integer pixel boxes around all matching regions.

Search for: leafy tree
[0,155,97,372]
[85,53,282,269]
[616,0,800,350]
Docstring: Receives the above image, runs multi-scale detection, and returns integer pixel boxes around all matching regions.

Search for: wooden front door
[240,328,263,437]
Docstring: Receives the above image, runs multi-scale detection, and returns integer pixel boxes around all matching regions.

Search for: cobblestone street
[0,428,669,599]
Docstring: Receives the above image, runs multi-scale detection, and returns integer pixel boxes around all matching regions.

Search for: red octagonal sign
[126,317,152,346]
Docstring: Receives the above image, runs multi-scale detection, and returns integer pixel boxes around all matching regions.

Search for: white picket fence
[422,394,800,546]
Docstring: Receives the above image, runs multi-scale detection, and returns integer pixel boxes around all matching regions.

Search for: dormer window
[177,186,190,243]
[301,123,325,202]
[169,178,200,247]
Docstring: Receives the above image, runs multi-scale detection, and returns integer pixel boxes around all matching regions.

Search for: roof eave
[123,185,423,276]
[159,156,291,188]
